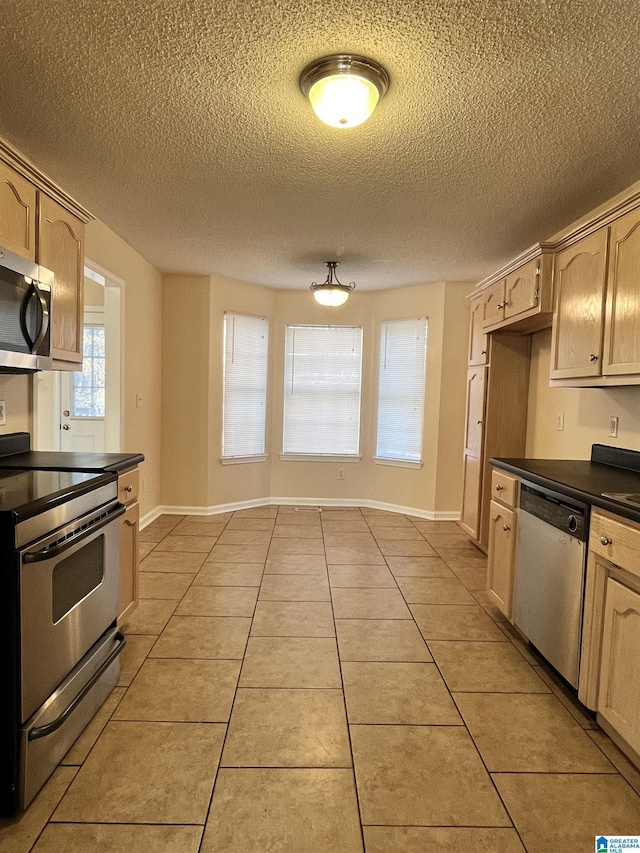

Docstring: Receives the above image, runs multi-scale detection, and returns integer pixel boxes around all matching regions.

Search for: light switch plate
[0,400,6,426]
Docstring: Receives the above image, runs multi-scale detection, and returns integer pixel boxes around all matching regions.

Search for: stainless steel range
[0,464,125,815]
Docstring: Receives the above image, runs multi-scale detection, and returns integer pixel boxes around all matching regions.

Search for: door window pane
[73,326,106,417]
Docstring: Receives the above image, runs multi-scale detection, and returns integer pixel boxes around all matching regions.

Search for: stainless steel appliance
[514,481,589,687]
[0,466,125,814]
[0,246,53,372]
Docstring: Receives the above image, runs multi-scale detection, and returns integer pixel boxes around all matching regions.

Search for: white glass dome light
[310,262,355,306]
[300,54,390,129]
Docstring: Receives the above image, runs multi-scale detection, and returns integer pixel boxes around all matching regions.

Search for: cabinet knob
[600,535,612,546]
[590,354,599,362]
[503,524,511,531]
[497,302,505,310]
[125,485,133,493]
[477,419,483,425]
[495,484,503,491]
[481,349,487,355]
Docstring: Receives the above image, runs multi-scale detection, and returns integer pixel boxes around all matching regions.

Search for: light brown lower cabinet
[579,508,640,765]
[487,500,517,621]
[597,578,640,756]
[117,468,140,625]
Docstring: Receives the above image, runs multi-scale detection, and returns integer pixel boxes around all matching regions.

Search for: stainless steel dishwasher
[514,481,589,687]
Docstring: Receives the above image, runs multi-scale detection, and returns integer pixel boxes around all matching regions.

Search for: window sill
[374,457,423,470]
[280,454,362,463]
[220,455,268,465]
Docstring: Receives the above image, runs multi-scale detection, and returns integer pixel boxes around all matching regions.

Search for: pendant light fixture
[300,54,390,128]
[310,262,355,306]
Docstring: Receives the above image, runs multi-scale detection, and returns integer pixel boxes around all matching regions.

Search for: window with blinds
[222,313,269,459]
[376,317,428,464]
[283,324,363,456]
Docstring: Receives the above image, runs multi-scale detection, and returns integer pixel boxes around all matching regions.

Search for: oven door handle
[28,631,126,741]
[23,504,126,563]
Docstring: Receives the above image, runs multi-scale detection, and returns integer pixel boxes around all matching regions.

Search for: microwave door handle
[19,281,37,351]
[31,281,50,353]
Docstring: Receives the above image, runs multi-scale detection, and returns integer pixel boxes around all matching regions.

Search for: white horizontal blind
[222,313,268,458]
[376,318,428,463]
[283,325,363,455]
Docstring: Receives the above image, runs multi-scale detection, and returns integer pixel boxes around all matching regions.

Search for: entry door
[60,315,106,452]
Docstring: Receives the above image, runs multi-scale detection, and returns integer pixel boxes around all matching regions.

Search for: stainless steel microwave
[0,247,53,372]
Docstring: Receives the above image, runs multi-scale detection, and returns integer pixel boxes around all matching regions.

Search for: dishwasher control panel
[520,482,588,541]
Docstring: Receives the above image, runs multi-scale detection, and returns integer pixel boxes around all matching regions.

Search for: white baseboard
[140,497,460,529]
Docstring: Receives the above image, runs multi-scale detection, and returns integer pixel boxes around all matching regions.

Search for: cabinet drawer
[118,468,139,505]
[590,510,640,578]
[491,469,519,508]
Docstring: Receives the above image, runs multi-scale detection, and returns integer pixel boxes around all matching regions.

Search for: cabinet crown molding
[471,242,555,297]
[0,136,94,224]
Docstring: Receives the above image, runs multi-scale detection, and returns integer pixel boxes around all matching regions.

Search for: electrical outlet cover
[0,400,6,426]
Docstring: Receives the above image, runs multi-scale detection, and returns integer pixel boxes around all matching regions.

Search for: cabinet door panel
[119,501,140,625]
[604,208,640,375]
[468,298,488,365]
[0,161,36,261]
[480,279,506,329]
[464,366,487,456]
[598,578,640,754]
[486,501,516,620]
[550,228,608,379]
[460,453,482,540]
[38,193,84,364]
[504,258,539,320]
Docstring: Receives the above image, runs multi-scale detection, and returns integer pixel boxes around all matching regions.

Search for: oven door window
[51,535,105,623]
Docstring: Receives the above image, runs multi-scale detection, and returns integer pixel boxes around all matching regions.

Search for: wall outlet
[556,412,564,431]
[0,400,5,426]
[337,467,345,480]
[609,416,619,438]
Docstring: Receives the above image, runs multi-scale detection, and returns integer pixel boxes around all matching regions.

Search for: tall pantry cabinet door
[468,297,488,365]
[597,578,640,755]
[0,161,36,261]
[550,228,608,379]
[603,207,640,375]
[459,366,487,541]
[37,193,85,365]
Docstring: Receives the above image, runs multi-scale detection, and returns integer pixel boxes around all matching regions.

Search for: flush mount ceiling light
[300,54,390,128]
[310,261,355,306]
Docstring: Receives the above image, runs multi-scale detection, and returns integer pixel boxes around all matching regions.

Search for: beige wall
[85,220,163,517]
[158,279,470,516]
[0,374,31,436]
[526,328,640,458]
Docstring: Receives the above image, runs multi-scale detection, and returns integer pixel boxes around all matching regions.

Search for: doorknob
[63,410,70,417]
[62,424,70,430]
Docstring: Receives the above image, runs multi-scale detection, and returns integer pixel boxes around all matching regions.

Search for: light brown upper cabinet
[38,193,85,366]
[550,205,640,385]
[550,227,608,379]
[477,248,554,335]
[603,206,640,376]
[0,160,37,261]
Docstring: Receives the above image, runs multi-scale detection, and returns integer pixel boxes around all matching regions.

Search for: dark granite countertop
[490,457,640,525]
[0,450,144,474]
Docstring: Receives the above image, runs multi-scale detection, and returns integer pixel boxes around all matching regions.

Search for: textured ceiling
[1,0,640,289]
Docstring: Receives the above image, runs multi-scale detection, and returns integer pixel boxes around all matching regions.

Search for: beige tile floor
[3,507,640,853]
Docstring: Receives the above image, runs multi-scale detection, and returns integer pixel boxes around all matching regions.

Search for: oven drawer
[20,626,124,809]
[118,468,139,505]
[491,469,520,507]
[590,509,640,578]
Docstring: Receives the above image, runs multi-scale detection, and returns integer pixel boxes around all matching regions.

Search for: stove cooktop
[0,468,114,518]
